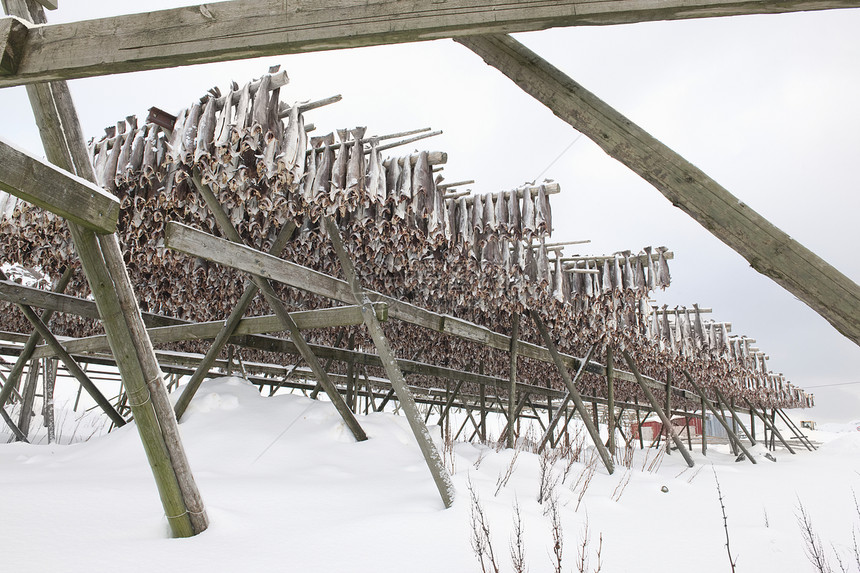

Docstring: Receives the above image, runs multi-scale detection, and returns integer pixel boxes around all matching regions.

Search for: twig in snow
[538,447,561,505]
[796,497,832,573]
[468,479,500,573]
[713,469,738,572]
[495,447,520,497]
[576,515,604,573]
[510,499,527,573]
[548,494,563,573]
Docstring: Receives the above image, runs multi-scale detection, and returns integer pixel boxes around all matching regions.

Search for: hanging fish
[601,258,612,294]
[495,191,509,236]
[281,104,301,174]
[552,258,565,303]
[385,153,401,203]
[302,137,320,205]
[412,151,433,220]
[392,157,409,221]
[127,127,147,177]
[583,260,594,298]
[472,194,484,238]
[483,193,497,232]
[311,133,335,203]
[657,248,671,289]
[166,107,188,164]
[213,87,235,150]
[346,126,366,197]
[621,255,633,291]
[524,240,538,281]
[692,303,705,350]
[535,184,549,236]
[521,186,536,238]
[115,129,134,186]
[644,246,655,291]
[536,239,550,286]
[366,137,383,204]
[250,74,271,136]
[180,101,202,164]
[458,196,475,259]
[507,188,521,239]
[194,96,217,164]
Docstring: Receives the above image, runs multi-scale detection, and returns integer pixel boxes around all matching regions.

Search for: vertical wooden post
[479,361,486,443]
[664,370,672,455]
[6,0,206,537]
[622,351,694,467]
[507,313,520,449]
[743,400,796,454]
[749,407,756,442]
[716,389,756,445]
[323,216,455,508]
[16,358,39,439]
[700,397,708,455]
[43,357,56,443]
[530,311,613,474]
[682,371,755,464]
[0,266,71,422]
[634,397,644,449]
[606,346,615,456]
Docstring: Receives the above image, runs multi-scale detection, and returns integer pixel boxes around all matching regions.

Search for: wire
[802,381,860,389]
[532,133,583,183]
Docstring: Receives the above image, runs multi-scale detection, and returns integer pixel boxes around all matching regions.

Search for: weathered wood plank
[457,34,860,346]
[623,350,694,467]
[2,1,859,86]
[0,137,119,233]
[28,303,387,359]
[0,16,27,74]
[8,0,204,536]
[323,215,455,508]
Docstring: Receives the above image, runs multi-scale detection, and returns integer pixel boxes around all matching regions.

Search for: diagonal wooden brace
[322,215,455,508]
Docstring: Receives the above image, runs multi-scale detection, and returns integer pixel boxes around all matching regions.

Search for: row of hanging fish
[0,69,808,411]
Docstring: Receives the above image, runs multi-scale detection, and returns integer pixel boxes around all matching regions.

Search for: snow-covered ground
[2,377,858,572]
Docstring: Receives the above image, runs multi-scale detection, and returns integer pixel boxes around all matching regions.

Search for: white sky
[2,2,858,421]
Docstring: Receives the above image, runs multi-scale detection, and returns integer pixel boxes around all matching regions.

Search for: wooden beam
[16,302,125,426]
[743,399,795,454]
[323,215,455,508]
[456,33,860,347]
[0,136,119,233]
[7,0,205,537]
[3,1,859,87]
[507,312,520,449]
[683,371,757,463]
[165,220,713,404]
[29,303,386,359]
[0,16,27,74]
[188,172,367,442]
[622,350,694,467]
[530,311,613,474]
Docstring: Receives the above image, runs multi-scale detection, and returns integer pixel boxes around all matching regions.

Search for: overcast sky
[2,2,858,421]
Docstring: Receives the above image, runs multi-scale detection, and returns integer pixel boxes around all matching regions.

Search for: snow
[2,377,859,572]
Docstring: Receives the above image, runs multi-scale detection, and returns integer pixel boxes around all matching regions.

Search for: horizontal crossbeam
[0,137,119,233]
[1,1,858,87]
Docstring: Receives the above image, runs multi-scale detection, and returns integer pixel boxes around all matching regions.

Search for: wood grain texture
[0,136,119,233]
[2,1,859,86]
[458,33,860,346]
[28,304,384,359]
